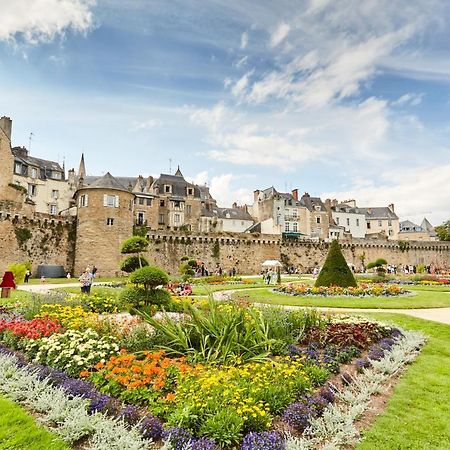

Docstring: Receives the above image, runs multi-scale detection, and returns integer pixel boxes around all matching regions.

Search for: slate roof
[300,195,327,212]
[82,172,131,193]
[152,173,201,198]
[400,220,423,232]
[358,207,398,220]
[12,147,65,179]
[201,207,253,221]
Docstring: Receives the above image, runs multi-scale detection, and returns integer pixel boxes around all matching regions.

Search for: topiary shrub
[367,258,387,277]
[120,255,149,273]
[120,236,149,269]
[7,263,28,285]
[129,266,170,306]
[315,240,357,288]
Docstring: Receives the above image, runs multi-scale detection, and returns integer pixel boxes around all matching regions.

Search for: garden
[1,239,448,449]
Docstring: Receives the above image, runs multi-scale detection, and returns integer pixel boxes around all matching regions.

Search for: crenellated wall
[0,214,449,277]
[0,211,76,275]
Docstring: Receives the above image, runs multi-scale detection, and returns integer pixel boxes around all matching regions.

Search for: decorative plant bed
[275,283,409,297]
[0,298,424,449]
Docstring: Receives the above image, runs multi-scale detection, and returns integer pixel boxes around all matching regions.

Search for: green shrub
[198,408,244,446]
[315,240,357,287]
[129,266,169,306]
[367,258,387,276]
[120,236,149,270]
[6,263,28,285]
[120,285,171,309]
[119,255,149,273]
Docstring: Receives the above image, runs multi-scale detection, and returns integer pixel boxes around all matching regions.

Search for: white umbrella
[261,260,283,267]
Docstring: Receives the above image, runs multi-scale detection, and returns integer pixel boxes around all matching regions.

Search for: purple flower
[138,415,163,441]
[368,345,385,361]
[242,431,284,450]
[378,338,395,350]
[318,386,335,404]
[355,358,371,372]
[88,393,111,414]
[60,378,96,398]
[283,402,313,431]
[117,404,141,425]
[390,328,403,339]
[341,372,353,385]
[162,427,193,450]
[191,437,216,450]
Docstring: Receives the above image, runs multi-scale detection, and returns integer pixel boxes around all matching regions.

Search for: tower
[73,172,135,276]
[0,116,14,190]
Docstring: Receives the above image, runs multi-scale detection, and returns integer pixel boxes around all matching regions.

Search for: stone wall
[0,212,76,276]
[143,231,450,276]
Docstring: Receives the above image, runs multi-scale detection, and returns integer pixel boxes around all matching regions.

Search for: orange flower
[79,370,90,378]
[95,361,104,370]
[165,392,176,401]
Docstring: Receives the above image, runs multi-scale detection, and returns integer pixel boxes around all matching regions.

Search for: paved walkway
[213,289,450,326]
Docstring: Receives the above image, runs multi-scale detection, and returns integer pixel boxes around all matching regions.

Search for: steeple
[78,153,86,179]
[174,165,183,177]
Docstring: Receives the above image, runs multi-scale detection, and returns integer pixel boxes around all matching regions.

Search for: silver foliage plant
[0,353,153,449]
[284,330,426,450]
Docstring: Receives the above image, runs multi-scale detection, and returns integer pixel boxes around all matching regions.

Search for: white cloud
[209,174,253,207]
[0,0,95,44]
[131,119,163,131]
[240,31,248,49]
[231,70,253,97]
[322,164,450,225]
[269,22,290,48]
[192,170,209,186]
[392,93,424,107]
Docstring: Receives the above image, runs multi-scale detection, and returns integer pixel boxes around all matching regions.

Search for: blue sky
[1,0,450,224]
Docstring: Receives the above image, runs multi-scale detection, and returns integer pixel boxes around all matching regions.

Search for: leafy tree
[367,258,388,277]
[315,240,357,288]
[120,255,149,273]
[7,263,27,285]
[435,220,450,241]
[120,236,149,270]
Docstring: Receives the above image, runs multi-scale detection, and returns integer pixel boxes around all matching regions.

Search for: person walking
[24,269,31,283]
[79,269,93,294]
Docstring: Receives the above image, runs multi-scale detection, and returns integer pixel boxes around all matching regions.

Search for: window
[187,188,193,195]
[367,222,371,229]
[378,220,382,226]
[52,171,62,180]
[79,194,88,207]
[316,217,321,224]
[174,213,180,223]
[14,162,21,174]
[106,218,114,225]
[158,214,165,224]
[285,223,290,232]
[388,229,393,236]
[356,219,359,226]
[160,200,165,207]
[51,190,59,199]
[346,218,350,226]
[103,194,119,207]
[21,165,28,176]
[139,198,144,205]
[186,205,192,215]
[336,217,340,225]
[164,185,171,193]
[50,205,57,215]
[31,168,37,178]
[28,184,37,196]
[146,198,152,206]
[293,222,298,232]
[137,212,145,225]
[292,209,298,218]
[173,200,181,208]
[388,220,392,226]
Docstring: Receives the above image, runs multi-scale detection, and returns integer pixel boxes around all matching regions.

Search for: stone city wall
[0,211,76,276]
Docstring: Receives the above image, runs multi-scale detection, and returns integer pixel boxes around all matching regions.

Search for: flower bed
[276,283,408,297]
[0,294,424,449]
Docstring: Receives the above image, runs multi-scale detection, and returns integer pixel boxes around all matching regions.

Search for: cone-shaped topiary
[315,240,357,287]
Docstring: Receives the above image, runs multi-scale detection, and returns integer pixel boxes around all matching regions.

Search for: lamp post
[0,271,16,298]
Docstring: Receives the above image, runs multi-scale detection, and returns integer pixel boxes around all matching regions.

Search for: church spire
[78,153,86,179]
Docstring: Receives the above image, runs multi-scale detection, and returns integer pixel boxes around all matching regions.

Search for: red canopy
[0,271,16,289]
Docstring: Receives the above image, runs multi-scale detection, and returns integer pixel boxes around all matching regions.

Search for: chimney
[253,189,260,202]
[0,116,12,140]
[292,188,298,201]
[388,203,395,212]
[232,202,238,209]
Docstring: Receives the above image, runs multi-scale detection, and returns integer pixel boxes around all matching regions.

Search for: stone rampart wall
[0,211,76,276]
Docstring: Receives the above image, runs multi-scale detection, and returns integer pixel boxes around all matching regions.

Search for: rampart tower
[73,172,135,276]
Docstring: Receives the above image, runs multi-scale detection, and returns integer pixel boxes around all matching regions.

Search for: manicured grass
[235,286,450,309]
[0,395,70,450]
[191,283,265,296]
[55,286,122,298]
[356,314,450,449]
[26,276,126,285]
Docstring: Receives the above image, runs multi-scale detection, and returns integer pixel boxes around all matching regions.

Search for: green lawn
[26,276,126,285]
[356,314,450,449]
[233,285,450,309]
[0,395,70,450]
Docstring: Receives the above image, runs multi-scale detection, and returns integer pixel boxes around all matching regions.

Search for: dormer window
[187,187,193,195]
[31,168,37,178]
[164,185,171,193]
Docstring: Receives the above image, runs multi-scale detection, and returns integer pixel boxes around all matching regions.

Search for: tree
[120,255,149,273]
[120,236,149,270]
[435,220,450,241]
[367,258,387,277]
[315,240,357,288]
[7,263,27,285]
[129,266,169,305]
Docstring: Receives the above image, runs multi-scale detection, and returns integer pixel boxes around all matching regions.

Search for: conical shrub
[315,240,357,287]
